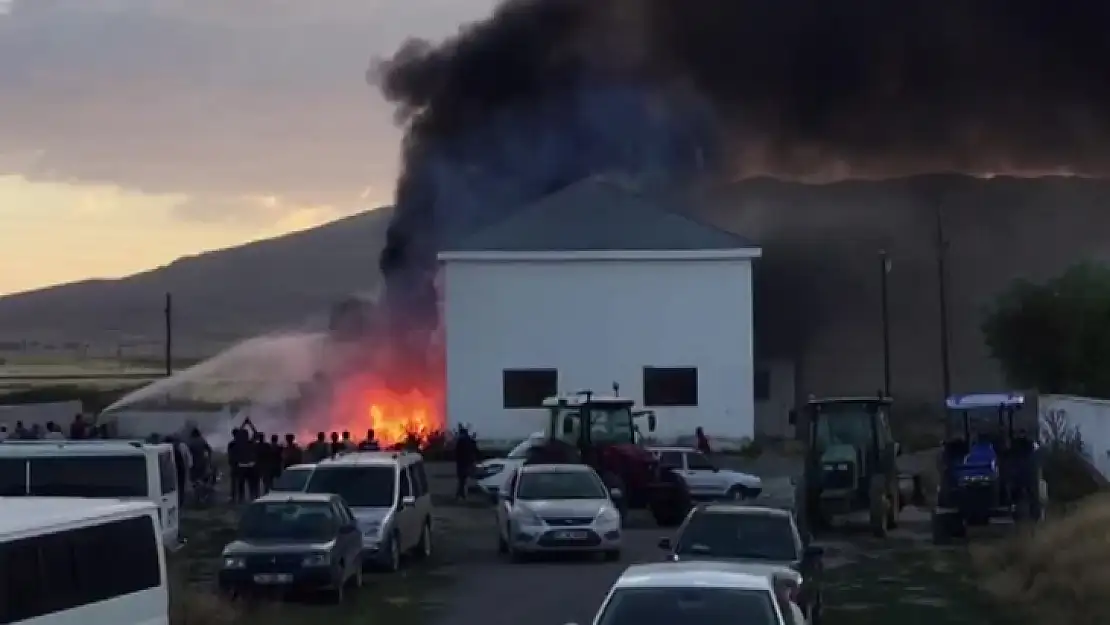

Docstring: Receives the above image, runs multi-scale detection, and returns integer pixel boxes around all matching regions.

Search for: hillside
[0,207,394,352]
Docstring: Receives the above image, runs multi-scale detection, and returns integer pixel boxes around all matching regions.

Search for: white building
[437,176,762,448]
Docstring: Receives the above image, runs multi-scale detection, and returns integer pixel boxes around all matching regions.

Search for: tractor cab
[943,392,1028,461]
[541,390,657,456]
[801,396,897,495]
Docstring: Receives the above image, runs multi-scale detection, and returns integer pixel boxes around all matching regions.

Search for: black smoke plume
[371,0,1110,365]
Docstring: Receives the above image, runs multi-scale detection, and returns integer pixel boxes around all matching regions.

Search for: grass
[824,539,1008,625]
[172,504,452,625]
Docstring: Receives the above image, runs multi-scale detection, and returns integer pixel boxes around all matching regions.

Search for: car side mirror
[647,413,657,432]
[401,495,416,507]
[804,545,824,559]
[788,409,797,426]
[609,487,623,499]
[658,537,672,550]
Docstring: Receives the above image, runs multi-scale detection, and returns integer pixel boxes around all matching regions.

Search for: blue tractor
[931,392,1045,543]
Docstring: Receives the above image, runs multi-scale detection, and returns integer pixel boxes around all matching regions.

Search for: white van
[304,451,433,572]
[0,497,169,625]
[0,440,181,547]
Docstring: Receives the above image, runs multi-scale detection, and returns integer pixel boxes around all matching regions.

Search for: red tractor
[525,389,692,526]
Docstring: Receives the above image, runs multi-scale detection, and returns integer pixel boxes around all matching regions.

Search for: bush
[972,494,1110,625]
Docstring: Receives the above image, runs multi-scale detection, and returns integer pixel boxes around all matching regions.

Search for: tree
[982,262,1110,397]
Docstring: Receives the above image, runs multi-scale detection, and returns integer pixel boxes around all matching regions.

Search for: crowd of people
[0,413,110,441]
[223,421,383,503]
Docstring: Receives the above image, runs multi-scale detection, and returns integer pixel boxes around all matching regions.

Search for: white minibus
[0,440,180,547]
[0,498,169,625]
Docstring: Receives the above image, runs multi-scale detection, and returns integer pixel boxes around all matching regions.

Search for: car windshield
[271,467,313,492]
[675,511,799,561]
[238,501,337,541]
[27,456,148,498]
[517,470,607,500]
[813,403,876,451]
[947,407,1004,442]
[597,587,777,625]
[305,466,395,507]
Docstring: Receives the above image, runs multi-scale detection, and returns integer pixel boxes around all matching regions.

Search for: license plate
[554,530,588,540]
[253,574,292,584]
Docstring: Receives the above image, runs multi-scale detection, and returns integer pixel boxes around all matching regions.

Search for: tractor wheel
[868,477,890,538]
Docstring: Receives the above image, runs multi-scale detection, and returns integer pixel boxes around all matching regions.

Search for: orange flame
[316,373,444,449]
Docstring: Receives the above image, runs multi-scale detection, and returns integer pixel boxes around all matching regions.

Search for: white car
[496,463,622,561]
[570,560,801,625]
[270,463,315,493]
[649,446,763,501]
[470,432,545,498]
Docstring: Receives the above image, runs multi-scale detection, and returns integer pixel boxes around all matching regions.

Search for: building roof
[444,175,758,253]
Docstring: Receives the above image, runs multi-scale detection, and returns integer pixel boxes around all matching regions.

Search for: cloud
[0,0,497,206]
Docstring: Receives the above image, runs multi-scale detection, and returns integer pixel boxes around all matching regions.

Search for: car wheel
[414,520,433,559]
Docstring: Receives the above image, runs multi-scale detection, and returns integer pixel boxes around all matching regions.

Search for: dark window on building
[642,367,698,407]
[0,515,161,624]
[502,369,558,409]
[754,366,771,402]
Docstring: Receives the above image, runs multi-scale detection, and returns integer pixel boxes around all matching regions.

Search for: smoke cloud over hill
[370,0,1110,392]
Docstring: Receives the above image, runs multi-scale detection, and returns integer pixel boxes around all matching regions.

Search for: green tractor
[792,395,905,537]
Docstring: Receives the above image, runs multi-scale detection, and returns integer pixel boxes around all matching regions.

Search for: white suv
[304,450,433,572]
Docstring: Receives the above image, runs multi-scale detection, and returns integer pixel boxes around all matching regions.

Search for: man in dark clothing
[229,428,260,502]
[283,433,303,467]
[358,428,381,451]
[69,414,88,439]
[329,431,343,457]
[454,426,479,500]
[252,432,270,495]
[227,428,244,503]
[695,427,712,455]
[306,432,329,463]
[186,428,212,484]
[263,434,283,490]
[340,431,356,451]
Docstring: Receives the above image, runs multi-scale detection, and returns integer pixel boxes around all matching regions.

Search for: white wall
[443,257,755,447]
[1039,395,1110,480]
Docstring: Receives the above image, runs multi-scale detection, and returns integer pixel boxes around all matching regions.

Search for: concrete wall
[442,256,756,447]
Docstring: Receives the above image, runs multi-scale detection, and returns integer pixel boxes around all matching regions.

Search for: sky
[0,0,496,295]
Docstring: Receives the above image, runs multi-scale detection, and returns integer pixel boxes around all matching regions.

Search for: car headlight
[301,553,330,567]
[595,506,621,524]
[222,556,246,569]
[514,507,545,527]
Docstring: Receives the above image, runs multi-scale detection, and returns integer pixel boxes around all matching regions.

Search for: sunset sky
[0,0,495,295]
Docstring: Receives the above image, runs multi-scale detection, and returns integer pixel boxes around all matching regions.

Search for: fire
[320,373,445,448]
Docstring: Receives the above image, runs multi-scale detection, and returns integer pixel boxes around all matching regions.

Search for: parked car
[304,450,433,572]
[270,463,315,493]
[218,492,363,602]
[496,463,622,562]
[570,561,799,625]
[658,503,824,624]
[470,432,545,499]
[647,446,763,500]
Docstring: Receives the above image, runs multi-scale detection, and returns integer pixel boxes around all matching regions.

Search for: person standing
[454,426,479,500]
[282,433,303,467]
[358,428,380,451]
[43,422,65,440]
[695,426,712,455]
[329,431,343,457]
[306,432,329,463]
[69,414,88,439]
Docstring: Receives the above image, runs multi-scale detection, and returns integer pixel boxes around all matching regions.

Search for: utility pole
[164,292,173,377]
[879,249,892,397]
[934,206,953,399]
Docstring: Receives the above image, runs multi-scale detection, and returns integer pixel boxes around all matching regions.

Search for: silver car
[496,463,622,561]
